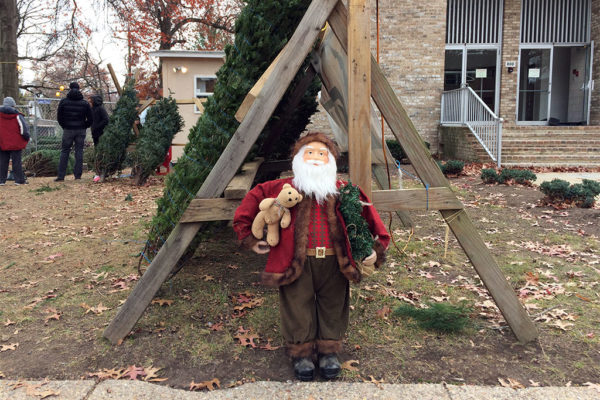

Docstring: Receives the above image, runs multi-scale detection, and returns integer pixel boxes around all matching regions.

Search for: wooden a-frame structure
[104,0,537,345]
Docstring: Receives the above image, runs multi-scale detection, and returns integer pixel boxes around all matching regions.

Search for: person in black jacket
[55,81,93,181]
[90,94,109,147]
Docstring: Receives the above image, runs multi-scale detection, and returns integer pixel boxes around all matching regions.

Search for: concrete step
[502,130,600,139]
[501,147,600,154]
[501,154,600,165]
[502,162,600,168]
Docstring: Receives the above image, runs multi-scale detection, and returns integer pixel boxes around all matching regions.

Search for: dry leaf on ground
[341,360,360,372]
[151,299,174,307]
[190,378,220,391]
[0,343,19,352]
[498,377,525,389]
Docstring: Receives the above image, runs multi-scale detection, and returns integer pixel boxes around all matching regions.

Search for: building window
[194,76,216,113]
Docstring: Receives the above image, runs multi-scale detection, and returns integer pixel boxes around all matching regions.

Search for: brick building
[309,0,600,167]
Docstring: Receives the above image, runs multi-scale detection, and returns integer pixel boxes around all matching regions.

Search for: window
[194,76,217,113]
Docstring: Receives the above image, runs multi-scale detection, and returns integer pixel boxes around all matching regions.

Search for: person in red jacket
[0,97,30,185]
[233,132,389,381]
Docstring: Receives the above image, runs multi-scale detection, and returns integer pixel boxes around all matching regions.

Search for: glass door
[466,49,498,111]
[444,46,500,113]
[518,48,551,123]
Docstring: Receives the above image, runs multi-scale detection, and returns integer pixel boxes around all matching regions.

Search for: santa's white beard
[292,151,338,204]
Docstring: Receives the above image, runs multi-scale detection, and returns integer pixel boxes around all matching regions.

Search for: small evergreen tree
[338,182,375,262]
[145,0,319,259]
[94,80,138,179]
[131,98,183,185]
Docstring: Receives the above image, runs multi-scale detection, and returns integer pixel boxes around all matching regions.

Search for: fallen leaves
[43,308,61,325]
[498,377,525,389]
[0,343,19,352]
[9,380,60,399]
[151,299,174,307]
[341,359,360,372]
[87,365,166,382]
[189,378,220,391]
[80,303,110,315]
[234,326,259,348]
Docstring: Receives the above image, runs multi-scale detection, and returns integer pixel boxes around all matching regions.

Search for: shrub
[480,168,498,184]
[131,97,183,186]
[23,150,74,177]
[497,168,536,185]
[481,168,536,185]
[539,178,600,208]
[386,139,430,162]
[437,160,464,176]
[393,302,472,333]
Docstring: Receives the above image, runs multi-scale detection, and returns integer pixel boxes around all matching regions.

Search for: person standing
[90,94,109,147]
[55,82,92,181]
[0,97,30,186]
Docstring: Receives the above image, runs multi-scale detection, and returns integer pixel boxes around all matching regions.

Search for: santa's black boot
[293,357,315,381]
[318,354,341,379]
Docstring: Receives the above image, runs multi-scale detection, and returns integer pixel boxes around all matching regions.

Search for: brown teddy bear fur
[251,183,302,247]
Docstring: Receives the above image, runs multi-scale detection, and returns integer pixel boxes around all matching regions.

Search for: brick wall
[306,0,447,153]
[591,0,600,125]
[439,127,485,162]
[499,0,521,127]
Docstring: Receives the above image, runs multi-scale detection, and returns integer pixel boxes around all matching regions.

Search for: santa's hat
[291,132,340,160]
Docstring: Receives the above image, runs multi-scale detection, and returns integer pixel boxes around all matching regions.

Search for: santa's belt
[306,247,335,258]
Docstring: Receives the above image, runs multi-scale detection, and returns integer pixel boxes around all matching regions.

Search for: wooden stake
[107,63,122,96]
[348,0,372,198]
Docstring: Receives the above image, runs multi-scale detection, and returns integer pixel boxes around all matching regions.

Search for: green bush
[131,97,183,185]
[393,302,472,333]
[481,168,536,185]
[437,160,464,176]
[497,168,536,185]
[539,178,600,208]
[23,150,74,177]
[386,139,430,162]
[480,168,498,184]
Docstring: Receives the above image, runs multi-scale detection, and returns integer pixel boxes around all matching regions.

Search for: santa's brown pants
[278,255,349,358]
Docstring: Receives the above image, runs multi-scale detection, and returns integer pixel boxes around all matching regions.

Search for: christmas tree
[145,0,319,258]
[338,182,375,262]
[131,97,183,185]
[94,79,138,179]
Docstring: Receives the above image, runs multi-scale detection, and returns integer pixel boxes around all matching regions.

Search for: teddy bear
[251,183,303,247]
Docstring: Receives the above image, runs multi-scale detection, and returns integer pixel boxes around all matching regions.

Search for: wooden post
[327,1,537,343]
[103,0,340,345]
[107,64,122,96]
[348,0,372,198]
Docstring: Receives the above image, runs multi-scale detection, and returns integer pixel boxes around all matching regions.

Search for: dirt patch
[1,168,599,390]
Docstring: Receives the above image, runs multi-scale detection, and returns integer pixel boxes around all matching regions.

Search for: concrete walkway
[1,380,599,400]
[534,171,600,186]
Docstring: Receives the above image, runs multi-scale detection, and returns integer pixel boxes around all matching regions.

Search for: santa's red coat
[233,178,390,284]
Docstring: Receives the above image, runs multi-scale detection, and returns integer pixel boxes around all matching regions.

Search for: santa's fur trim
[291,132,340,160]
[316,339,342,355]
[287,341,314,358]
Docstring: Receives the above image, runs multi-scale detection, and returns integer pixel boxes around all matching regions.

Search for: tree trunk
[0,0,19,100]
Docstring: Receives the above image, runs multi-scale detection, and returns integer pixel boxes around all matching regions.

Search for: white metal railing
[441,86,503,167]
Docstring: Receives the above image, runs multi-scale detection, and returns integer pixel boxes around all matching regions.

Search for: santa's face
[292,141,338,204]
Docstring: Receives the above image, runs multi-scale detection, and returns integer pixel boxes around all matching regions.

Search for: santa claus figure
[233,132,390,381]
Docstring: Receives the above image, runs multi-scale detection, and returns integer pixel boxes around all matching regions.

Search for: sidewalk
[534,171,600,186]
[1,380,599,400]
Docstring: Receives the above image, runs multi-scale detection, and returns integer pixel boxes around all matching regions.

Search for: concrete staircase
[500,126,600,167]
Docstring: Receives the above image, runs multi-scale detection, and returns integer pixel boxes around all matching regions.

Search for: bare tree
[0,0,19,99]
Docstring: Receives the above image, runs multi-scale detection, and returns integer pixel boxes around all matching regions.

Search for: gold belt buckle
[315,247,326,258]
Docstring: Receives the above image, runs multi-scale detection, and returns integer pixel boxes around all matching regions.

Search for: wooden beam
[138,98,155,114]
[328,1,538,343]
[103,0,339,345]
[348,0,371,198]
[371,188,463,211]
[180,187,462,224]
[234,44,288,123]
[107,64,122,96]
[180,198,240,222]
[224,158,264,199]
